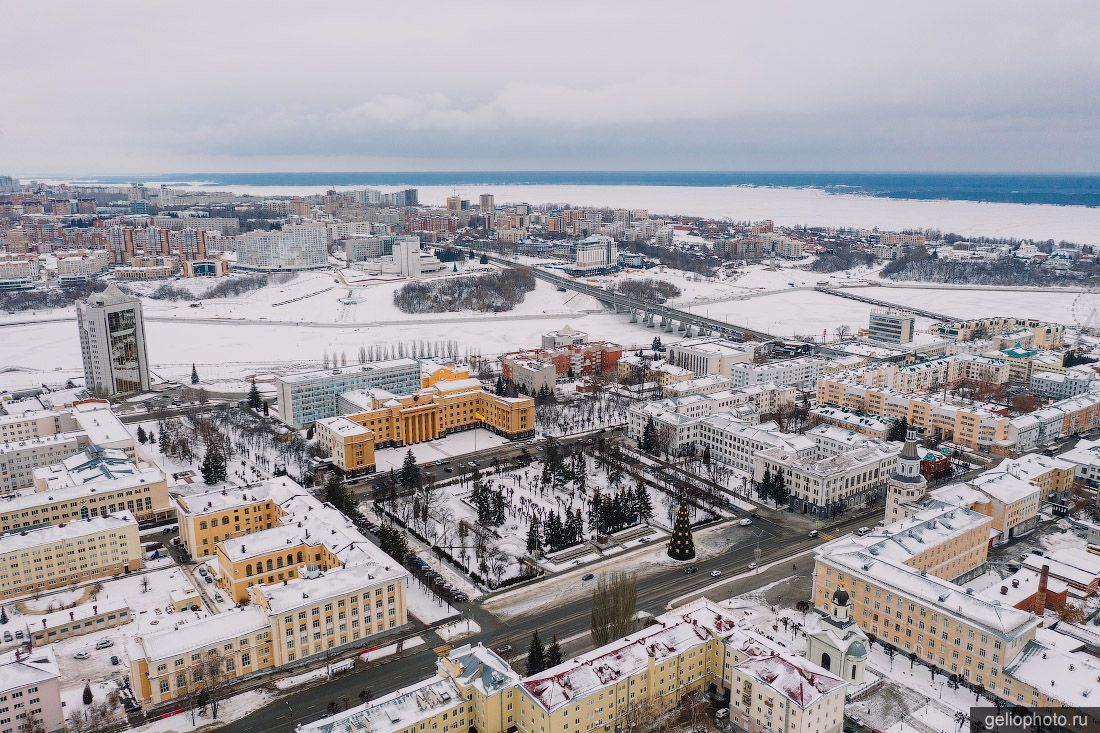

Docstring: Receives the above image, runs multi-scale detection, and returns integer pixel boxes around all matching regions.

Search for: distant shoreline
[25,171,1100,208]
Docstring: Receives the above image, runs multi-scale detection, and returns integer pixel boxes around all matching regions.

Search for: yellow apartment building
[0,512,142,600]
[175,487,282,558]
[136,477,410,708]
[7,447,172,531]
[299,601,847,733]
[314,417,375,475]
[815,379,1010,450]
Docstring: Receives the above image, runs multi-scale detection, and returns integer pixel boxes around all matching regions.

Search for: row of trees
[756,466,789,506]
[525,629,564,675]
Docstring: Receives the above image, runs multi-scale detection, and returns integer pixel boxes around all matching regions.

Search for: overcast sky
[2,1,1099,175]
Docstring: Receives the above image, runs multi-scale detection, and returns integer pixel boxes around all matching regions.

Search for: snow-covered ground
[852,285,1083,323]
[373,429,510,472]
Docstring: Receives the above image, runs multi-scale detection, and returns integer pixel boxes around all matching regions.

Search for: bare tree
[590,571,638,645]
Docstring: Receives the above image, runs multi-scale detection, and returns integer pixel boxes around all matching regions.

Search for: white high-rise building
[235,224,328,271]
[76,285,151,396]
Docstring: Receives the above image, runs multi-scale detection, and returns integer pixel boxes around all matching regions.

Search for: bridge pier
[629,309,638,323]
[677,321,687,332]
[664,319,674,332]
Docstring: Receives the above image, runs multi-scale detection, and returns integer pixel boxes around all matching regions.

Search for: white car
[738,518,753,527]
[710,570,722,577]
[748,562,758,570]
[73,651,90,660]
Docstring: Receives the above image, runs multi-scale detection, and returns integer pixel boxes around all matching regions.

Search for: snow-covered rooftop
[132,606,269,663]
[0,645,60,695]
[0,511,135,555]
[296,674,463,733]
[734,653,845,708]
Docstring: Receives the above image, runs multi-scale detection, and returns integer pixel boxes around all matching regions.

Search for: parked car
[748,562,758,570]
[73,651,90,660]
[716,709,729,720]
[204,575,214,584]
[2,632,10,643]
[111,655,120,666]
[739,518,753,526]
[95,639,114,649]
[856,527,870,537]
[710,570,722,577]
[13,631,22,639]
[197,566,209,576]
[582,573,595,581]
[214,593,224,602]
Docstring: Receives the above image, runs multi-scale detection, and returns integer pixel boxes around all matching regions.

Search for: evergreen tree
[399,449,422,492]
[82,683,93,706]
[306,424,315,440]
[701,445,712,467]
[544,635,563,668]
[262,400,269,417]
[247,382,263,410]
[479,253,489,265]
[136,425,148,444]
[149,432,156,444]
[640,416,658,454]
[887,416,909,442]
[526,517,542,554]
[758,467,773,501]
[666,501,696,561]
[323,472,350,514]
[634,483,654,522]
[652,336,663,351]
[495,376,505,396]
[588,489,604,533]
[0,606,7,624]
[201,443,227,485]
[772,471,789,507]
[526,630,546,676]
[191,364,199,385]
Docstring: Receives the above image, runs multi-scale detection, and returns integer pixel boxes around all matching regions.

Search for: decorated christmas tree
[666,501,695,561]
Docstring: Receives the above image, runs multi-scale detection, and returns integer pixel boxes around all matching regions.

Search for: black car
[684,566,698,574]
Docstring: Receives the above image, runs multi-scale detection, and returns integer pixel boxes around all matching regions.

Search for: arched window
[287,553,294,566]
[245,564,252,577]
[297,551,303,563]
[276,557,284,569]
[80,506,89,520]
[851,666,857,680]
[199,521,207,530]
[266,559,274,572]
[820,652,832,672]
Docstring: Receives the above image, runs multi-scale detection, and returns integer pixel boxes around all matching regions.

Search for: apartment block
[133,477,409,707]
[728,356,824,390]
[302,600,847,733]
[868,310,915,344]
[0,512,142,600]
[753,442,899,518]
[0,646,64,733]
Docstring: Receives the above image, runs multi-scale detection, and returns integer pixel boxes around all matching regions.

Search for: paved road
[217,499,879,733]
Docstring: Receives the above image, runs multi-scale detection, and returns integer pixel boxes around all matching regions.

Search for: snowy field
[852,285,1079,323]
[690,288,938,339]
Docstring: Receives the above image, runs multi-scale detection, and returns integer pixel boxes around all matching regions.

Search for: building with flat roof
[868,309,915,344]
[666,336,755,376]
[0,512,141,600]
[134,476,410,707]
[235,223,328,271]
[728,356,823,390]
[276,359,422,428]
[0,646,63,733]
[76,284,151,396]
[300,599,847,733]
